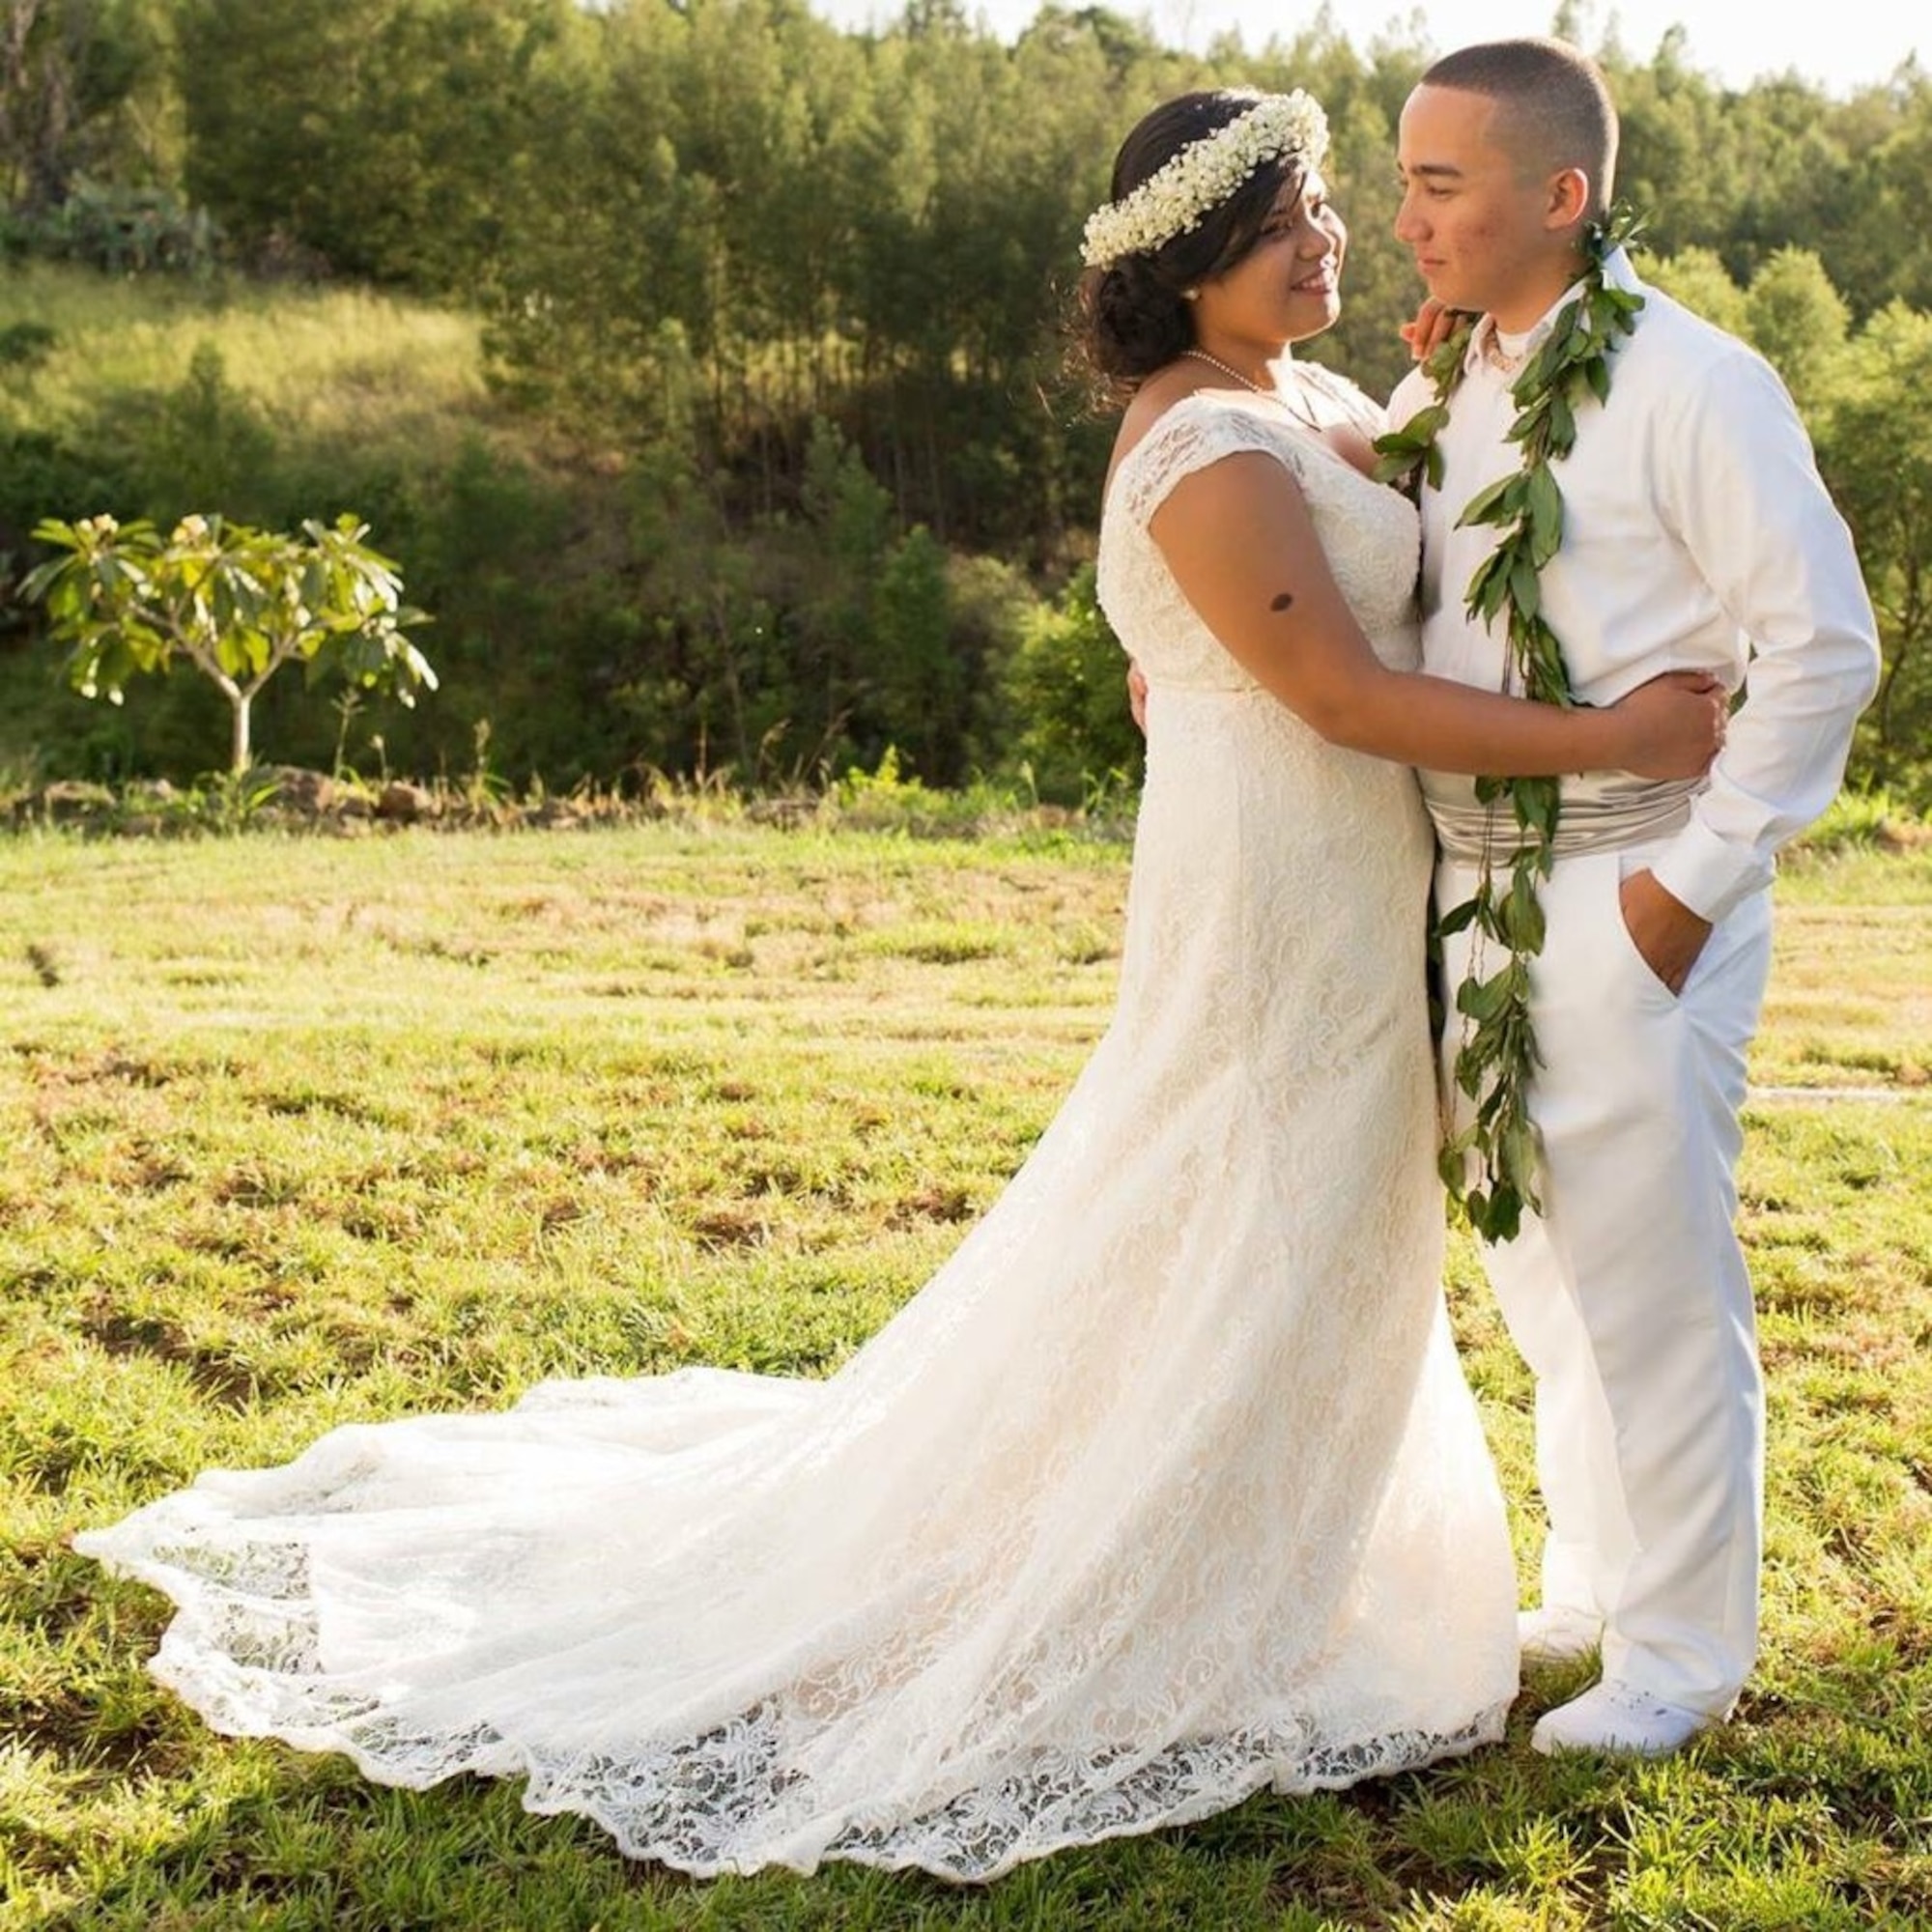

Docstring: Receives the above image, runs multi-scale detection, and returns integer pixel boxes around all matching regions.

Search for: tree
[798,417,893,753]
[872,524,960,781]
[1645,245,1748,336]
[1,0,176,213]
[1816,302,1932,802]
[1744,247,1850,417]
[1001,562,1141,800]
[175,0,557,287]
[23,511,435,773]
[122,342,278,526]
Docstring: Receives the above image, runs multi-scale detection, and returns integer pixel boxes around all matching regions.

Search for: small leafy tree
[1001,562,1143,802]
[22,511,435,774]
[872,524,960,783]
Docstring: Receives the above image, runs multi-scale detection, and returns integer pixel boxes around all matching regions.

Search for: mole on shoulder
[1269,592,1294,612]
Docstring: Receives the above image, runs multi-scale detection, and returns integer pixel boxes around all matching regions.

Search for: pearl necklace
[1183,347,1264,391]
[1183,348,1325,431]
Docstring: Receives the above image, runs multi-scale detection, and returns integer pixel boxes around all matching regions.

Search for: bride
[74,88,1724,1882]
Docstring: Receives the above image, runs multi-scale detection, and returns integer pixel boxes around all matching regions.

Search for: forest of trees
[2,0,1929,800]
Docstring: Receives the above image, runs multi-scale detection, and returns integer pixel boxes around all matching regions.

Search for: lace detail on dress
[1097,387,1420,694]
[76,369,1517,1884]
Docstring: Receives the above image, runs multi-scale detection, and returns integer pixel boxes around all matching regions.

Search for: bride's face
[1193,171,1347,356]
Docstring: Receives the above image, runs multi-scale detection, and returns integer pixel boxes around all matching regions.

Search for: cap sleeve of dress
[1109,395,1310,534]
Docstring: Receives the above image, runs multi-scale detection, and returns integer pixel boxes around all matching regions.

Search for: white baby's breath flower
[1081,91,1329,270]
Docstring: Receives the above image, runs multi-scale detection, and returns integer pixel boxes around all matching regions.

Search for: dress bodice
[1095,378,1421,690]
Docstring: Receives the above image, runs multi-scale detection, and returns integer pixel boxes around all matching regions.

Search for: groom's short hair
[1422,38,1618,220]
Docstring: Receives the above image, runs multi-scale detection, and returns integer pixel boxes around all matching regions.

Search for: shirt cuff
[1649,814,1775,924]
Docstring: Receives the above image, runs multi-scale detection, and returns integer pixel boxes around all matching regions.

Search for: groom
[1388,39,1878,1754]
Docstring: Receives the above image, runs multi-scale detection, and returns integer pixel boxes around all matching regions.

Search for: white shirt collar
[1462,246,1642,378]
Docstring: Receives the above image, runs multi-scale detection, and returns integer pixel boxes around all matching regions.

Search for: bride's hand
[1607,670,1729,779]
[1400,298,1473,361]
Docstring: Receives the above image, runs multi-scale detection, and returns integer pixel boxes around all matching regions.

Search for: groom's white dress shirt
[1392,247,1880,918]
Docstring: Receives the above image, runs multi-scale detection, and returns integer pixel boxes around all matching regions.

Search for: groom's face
[1395,84,1568,332]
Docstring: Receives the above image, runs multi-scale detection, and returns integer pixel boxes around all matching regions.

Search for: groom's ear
[1543,166,1592,233]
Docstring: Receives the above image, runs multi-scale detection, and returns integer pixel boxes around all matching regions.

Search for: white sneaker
[1530,1679,1715,1758]
[1517,1606,1603,1663]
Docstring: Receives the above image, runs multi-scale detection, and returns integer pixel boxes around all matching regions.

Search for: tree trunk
[230,693,253,775]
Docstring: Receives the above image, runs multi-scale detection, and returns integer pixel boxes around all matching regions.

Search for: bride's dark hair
[1074,90,1306,398]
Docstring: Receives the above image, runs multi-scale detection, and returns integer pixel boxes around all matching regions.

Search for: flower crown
[1081,90,1330,270]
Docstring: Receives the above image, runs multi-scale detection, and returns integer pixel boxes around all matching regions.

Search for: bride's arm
[1149,451,1723,779]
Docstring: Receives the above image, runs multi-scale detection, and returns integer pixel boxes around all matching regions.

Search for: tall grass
[0,264,490,453]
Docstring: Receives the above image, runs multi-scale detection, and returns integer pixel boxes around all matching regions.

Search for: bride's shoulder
[1113,382,1217,459]
[1107,387,1289,502]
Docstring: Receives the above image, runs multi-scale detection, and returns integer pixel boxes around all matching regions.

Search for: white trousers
[1436,841,1774,1716]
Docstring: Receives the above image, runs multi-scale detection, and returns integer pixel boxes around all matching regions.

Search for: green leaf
[1475,1184,1524,1244]
[1375,404,1445,455]
[1456,474,1523,530]
[1502,1116,1542,1196]
[1509,551,1542,621]
[1423,321,1476,386]
[1520,340,1558,391]
[1525,465,1564,566]
[1548,388,1577,455]
[1463,553,1505,623]
[1457,969,1513,1023]
[1515,780,1560,841]
[1373,406,1451,490]
[1500,870,1547,952]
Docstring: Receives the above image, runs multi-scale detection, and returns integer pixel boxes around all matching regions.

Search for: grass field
[1,819,1928,1930]
[0,264,489,454]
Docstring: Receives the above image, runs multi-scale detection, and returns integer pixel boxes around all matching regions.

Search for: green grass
[0,264,490,457]
[2,823,1929,1929]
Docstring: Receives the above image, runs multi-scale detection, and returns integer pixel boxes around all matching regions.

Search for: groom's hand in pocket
[1619,868,1713,994]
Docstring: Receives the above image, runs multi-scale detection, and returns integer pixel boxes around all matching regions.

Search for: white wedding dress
[77,382,1519,1883]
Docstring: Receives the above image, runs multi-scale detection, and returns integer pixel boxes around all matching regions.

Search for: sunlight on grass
[1,823,1928,1928]
[1,263,489,451]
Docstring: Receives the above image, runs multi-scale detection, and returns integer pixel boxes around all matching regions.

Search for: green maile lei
[1372,205,1646,1244]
